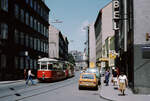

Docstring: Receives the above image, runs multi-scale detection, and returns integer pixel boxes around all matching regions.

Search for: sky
[46,0,112,52]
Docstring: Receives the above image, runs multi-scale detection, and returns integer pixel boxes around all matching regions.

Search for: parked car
[78,73,98,90]
[85,68,101,85]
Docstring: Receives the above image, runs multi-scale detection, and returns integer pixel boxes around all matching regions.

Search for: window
[37,4,40,14]
[14,4,19,18]
[34,38,37,50]
[25,12,29,25]
[14,56,19,69]
[41,8,43,17]
[38,22,40,32]
[20,32,24,45]
[34,19,36,30]
[14,29,19,43]
[30,59,33,69]
[30,16,33,28]
[46,44,48,53]
[20,57,24,69]
[1,23,8,39]
[30,37,33,48]
[43,42,46,53]
[20,9,24,23]
[34,1,37,11]
[34,60,37,69]
[38,39,41,51]
[1,0,8,11]
[1,54,7,68]
[25,34,28,47]
[25,57,29,69]
[30,0,33,8]
[41,24,43,34]
[41,41,43,52]
[44,26,46,36]
[25,0,29,4]
[46,28,48,37]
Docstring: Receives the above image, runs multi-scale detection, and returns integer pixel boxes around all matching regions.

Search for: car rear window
[82,74,94,79]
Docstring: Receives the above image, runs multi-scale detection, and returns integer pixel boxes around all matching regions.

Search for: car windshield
[86,68,100,78]
[82,74,94,79]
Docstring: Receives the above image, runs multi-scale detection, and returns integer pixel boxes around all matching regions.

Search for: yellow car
[78,73,98,90]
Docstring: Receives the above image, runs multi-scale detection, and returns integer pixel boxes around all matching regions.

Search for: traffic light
[146,33,149,41]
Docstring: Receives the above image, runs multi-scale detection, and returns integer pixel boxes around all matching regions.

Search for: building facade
[113,0,150,94]
[49,25,69,61]
[69,50,87,69]
[0,0,49,80]
[95,1,115,68]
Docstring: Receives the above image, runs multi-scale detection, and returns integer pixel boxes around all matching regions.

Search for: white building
[49,25,69,60]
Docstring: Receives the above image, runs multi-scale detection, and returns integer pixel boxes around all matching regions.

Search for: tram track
[0,76,77,100]
[16,79,77,101]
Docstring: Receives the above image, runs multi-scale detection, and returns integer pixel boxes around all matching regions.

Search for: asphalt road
[0,72,108,101]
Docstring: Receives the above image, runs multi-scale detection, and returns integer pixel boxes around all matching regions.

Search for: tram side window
[53,63,58,70]
[63,64,67,70]
[48,64,53,70]
[41,64,47,70]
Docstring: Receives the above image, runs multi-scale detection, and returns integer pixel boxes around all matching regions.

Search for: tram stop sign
[90,62,95,68]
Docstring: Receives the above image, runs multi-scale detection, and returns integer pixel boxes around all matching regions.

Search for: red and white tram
[37,57,75,82]
[37,58,66,82]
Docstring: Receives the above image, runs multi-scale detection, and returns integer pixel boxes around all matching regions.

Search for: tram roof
[38,57,58,62]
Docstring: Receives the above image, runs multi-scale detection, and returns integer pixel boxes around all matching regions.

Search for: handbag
[104,80,106,83]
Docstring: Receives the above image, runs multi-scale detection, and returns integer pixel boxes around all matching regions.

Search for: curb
[99,83,116,101]
[99,93,115,101]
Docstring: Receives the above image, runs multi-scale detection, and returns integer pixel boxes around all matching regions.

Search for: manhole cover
[15,93,21,96]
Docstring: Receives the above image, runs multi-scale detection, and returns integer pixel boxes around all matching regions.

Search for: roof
[38,57,58,62]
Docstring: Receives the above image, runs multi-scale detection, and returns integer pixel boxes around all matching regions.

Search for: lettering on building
[113,0,120,30]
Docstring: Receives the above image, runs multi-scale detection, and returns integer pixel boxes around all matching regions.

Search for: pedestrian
[118,72,128,95]
[112,69,118,86]
[24,69,27,80]
[26,69,35,86]
[105,69,110,86]
[116,67,120,76]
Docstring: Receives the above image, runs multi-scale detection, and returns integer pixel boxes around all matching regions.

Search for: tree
[68,53,75,65]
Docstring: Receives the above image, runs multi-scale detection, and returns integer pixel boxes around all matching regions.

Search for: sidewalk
[0,79,38,85]
[0,80,24,85]
[99,77,150,101]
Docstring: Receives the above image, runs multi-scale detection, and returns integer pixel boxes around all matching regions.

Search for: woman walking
[118,72,128,95]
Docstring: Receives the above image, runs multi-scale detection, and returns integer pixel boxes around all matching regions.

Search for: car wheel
[95,86,98,90]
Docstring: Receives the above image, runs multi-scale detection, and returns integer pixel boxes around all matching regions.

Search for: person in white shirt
[26,69,35,86]
[118,72,128,95]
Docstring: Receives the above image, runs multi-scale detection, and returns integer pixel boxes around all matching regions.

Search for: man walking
[105,69,110,86]
[26,69,35,86]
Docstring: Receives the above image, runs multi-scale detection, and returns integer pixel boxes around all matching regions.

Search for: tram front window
[41,64,47,70]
